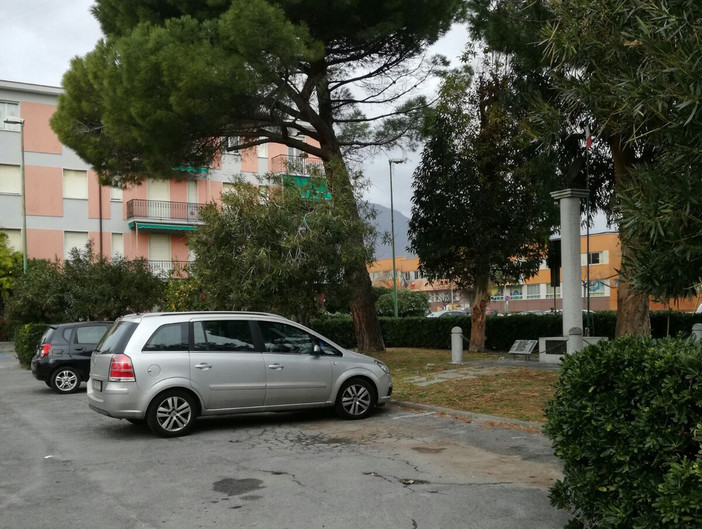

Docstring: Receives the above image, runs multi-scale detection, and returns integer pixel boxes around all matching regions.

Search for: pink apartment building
[0,79,321,273]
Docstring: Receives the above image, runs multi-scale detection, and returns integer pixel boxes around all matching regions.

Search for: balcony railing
[127,199,205,223]
[148,260,193,277]
[271,154,324,176]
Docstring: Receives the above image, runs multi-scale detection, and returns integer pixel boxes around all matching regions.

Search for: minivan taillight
[108,354,135,382]
[39,344,51,358]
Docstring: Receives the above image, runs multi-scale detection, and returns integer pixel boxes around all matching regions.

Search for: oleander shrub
[375,290,430,317]
[544,336,702,529]
[14,323,48,368]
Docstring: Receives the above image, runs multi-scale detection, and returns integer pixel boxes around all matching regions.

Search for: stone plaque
[509,339,537,355]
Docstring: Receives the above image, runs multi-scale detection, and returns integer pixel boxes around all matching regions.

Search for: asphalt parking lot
[0,346,569,529]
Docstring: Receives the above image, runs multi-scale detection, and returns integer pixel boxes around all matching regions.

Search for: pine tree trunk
[469,269,490,351]
[312,70,385,353]
[610,136,651,337]
[348,262,385,352]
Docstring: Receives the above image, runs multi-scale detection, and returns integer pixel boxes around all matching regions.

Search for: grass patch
[375,348,559,423]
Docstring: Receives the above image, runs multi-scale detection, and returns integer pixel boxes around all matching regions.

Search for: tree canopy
[0,232,22,306]
[5,245,164,325]
[409,63,558,349]
[187,179,370,324]
[51,0,466,352]
[464,0,702,334]
[52,0,464,183]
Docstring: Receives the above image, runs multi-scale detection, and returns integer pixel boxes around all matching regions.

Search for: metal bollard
[567,327,584,354]
[692,323,702,341]
[451,326,464,364]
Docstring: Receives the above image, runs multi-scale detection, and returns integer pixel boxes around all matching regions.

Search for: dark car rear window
[39,327,55,345]
[95,321,138,355]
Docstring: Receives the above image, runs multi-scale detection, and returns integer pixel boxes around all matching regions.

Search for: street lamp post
[4,117,27,273]
[388,159,404,318]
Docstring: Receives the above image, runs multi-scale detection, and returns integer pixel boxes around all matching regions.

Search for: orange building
[368,232,701,313]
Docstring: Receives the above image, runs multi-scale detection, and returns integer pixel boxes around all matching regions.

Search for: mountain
[370,204,417,260]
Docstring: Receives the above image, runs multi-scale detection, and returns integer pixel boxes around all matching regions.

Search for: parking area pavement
[0,347,569,529]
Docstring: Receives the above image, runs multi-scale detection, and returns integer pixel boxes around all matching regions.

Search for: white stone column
[551,189,589,350]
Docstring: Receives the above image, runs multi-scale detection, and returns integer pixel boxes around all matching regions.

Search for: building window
[508,286,523,300]
[491,287,505,301]
[257,141,268,158]
[187,180,198,204]
[546,285,562,298]
[63,169,88,199]
[111,233,124,259]
[110,186,123,202]
[526,284,541,299]
[0,101,20,131]
[226,136,242,155]
[588,252,601,265]
[64,231,89,260]
[0,164,21,194]
[586,280,606,297]
[1,229,21,252]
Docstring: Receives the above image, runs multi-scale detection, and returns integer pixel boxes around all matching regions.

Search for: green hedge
[311,311,702,351]
[14,323,47,368]
[313,314,565,351]
[544,336,702,528]
[651,310,702,337]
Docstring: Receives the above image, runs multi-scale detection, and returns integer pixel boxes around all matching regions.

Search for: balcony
[270,154,331,201]
[126,199,205,232]
[148,260,192,277]
[271,154,324,176]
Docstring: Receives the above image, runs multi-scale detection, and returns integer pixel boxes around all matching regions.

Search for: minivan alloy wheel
[335,379,376,420]
[157,396,191,432]
[146,390,197,437]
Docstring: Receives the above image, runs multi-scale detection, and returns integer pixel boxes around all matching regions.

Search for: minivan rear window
[95,321,138,355]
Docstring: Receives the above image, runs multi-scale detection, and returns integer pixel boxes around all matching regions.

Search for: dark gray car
[31,321,113,393]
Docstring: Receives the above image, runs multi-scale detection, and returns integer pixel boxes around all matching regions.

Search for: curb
[389,400,545,432]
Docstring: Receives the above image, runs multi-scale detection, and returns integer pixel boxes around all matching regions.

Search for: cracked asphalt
[0,347,569,529]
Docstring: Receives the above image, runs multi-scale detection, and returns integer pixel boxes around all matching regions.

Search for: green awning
[129,221,197,231]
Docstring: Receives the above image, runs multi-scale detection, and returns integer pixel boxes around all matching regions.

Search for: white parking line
[392,411,436,420]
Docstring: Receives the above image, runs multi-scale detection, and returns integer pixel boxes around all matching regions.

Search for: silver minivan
[87,312,392,437]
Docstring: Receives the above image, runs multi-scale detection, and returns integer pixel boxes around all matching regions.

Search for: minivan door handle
[268,364,284,370]
[194,363,213,370]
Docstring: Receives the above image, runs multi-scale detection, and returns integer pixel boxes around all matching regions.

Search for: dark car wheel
[335,378,376,420]
[50,368,81,394]
[146,390,197,438]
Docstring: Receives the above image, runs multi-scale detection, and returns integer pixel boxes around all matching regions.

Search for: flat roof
[0,79,63,96]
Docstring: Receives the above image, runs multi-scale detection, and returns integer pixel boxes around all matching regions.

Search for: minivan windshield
[95,321,138,355]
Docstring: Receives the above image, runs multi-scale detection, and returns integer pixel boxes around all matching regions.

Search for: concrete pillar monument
[551,189,589,352]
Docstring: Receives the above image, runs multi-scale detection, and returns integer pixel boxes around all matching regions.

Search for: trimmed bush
[311,311,702,352]
[310,316,357,348]
[544,336,702,528]
[484,313,562,351]
[651,310,702,338]
[14,323,48,368]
